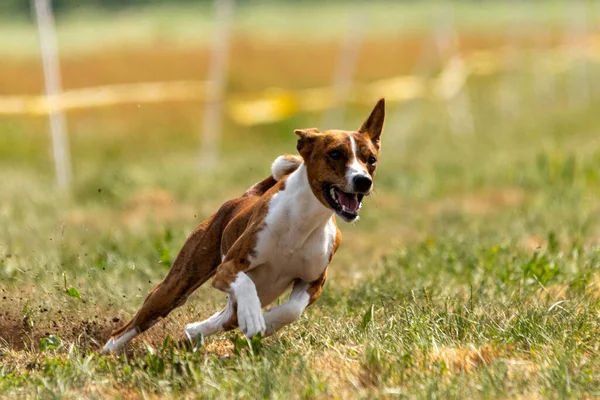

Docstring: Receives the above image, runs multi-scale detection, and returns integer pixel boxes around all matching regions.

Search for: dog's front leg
[211,260,266,339]
[263,271,327,336]
[262,281,310,336]
[184,268,266,341]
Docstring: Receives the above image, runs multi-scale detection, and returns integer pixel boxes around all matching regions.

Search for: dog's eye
[368,156,377,165]
[328,150,343,160]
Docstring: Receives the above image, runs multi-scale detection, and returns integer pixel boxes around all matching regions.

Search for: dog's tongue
[336,190,360,212]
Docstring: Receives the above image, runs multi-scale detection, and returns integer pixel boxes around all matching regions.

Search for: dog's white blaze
[345,134,369,189]
[231,272,266,338]
[103,328,137,353]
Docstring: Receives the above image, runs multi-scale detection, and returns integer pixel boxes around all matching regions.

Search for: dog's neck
[270,163,333,240]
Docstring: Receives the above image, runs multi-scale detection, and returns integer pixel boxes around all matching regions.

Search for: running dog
[103,98,385,352]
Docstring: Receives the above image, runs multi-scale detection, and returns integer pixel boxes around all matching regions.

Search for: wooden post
[200,0,234,170]
[33,0,71,190]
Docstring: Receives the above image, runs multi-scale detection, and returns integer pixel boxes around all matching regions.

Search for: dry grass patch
[63,188,195,231]
[428,344,507,373]
[427,188,527,216]
[586,273,600,301]
[122,189,194,228]
[521,235,545,252]
[535,284,569,304]
[309,345,363,396]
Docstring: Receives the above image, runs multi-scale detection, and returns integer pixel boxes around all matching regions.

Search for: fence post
[33,0,71,190]
[200,0,234,170]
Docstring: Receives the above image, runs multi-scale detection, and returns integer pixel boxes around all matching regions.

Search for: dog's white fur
[230,272,266,338]
[271,155,302,181]
[262,281,311,335]
[345,134,369,186]
[103,328,137,353]
[184,298,235,340]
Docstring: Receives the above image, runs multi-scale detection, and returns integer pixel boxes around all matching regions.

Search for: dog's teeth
[330,188,340,205]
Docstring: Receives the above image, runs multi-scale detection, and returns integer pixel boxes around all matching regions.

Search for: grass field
[2,2,600,398]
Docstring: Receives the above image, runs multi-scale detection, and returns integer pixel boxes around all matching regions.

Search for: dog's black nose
[353,175,372,193]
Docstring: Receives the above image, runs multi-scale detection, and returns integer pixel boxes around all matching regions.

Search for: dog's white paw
[102,328,137,354]
[103,338,119,353]
[102,337,126,354]
[231,272,265,338]
[183,319,213,343]
[237,298,266,338]
[184,322,208,342]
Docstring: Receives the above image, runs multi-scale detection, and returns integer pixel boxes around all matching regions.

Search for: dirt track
[0,289,122,351]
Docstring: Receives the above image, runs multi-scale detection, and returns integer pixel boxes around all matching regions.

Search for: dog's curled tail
[271,154,302,181]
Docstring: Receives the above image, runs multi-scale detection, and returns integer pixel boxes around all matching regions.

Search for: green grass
[1,33,600,398]
[0,0,598,57]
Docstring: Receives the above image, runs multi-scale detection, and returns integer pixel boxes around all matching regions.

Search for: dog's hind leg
[183,297,237,341]
[103,214,225,353]
[103,273,204,353]
[103,184,273,353]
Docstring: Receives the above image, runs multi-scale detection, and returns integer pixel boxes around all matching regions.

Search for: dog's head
[295,98,385,222]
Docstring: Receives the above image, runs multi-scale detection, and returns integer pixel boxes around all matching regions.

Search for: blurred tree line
[0,0,207,16]
[2,0,361,18]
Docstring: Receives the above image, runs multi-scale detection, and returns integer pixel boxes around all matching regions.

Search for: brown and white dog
[103,98,385,353]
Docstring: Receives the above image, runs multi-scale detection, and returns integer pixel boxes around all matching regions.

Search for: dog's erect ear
[294,128,320,159]
[358,98,385,148]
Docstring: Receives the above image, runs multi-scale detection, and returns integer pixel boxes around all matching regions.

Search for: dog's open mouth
[323,185,364,221]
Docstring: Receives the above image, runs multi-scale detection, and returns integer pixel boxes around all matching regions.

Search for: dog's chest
[257,218,336,282]
[251,184,337,284]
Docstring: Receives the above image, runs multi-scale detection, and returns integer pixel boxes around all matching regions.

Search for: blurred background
[1,0,600,345]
